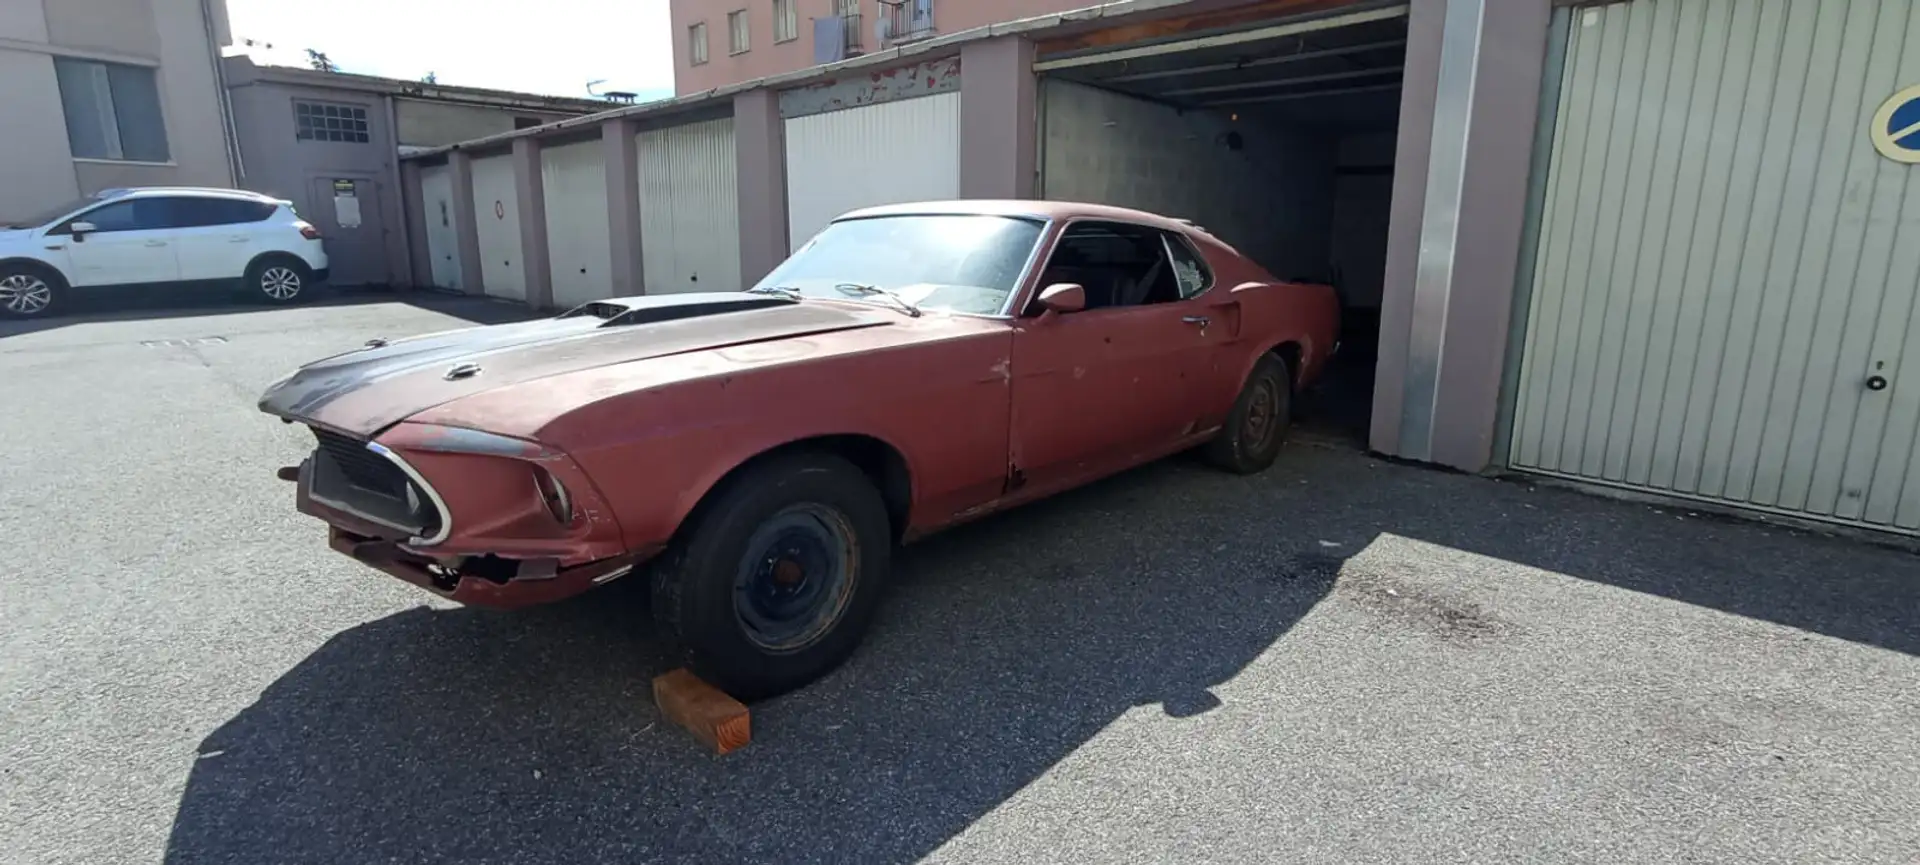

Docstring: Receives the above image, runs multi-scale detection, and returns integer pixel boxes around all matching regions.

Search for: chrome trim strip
[367,441,454,547]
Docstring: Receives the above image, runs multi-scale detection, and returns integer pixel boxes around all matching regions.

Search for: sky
[224,0,676,101]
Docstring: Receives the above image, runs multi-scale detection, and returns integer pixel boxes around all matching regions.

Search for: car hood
[258,293,895,437]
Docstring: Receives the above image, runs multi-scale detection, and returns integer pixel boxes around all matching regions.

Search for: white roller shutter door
[783,91,961,252]
[1510,0,1920,533]
[541,140,613,309]
[419,163,462,291]
[468,154,524,301]
[639,118,742,295]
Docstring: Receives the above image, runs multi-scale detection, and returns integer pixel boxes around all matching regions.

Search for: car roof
[835,199,1202,234]
[95,186,283,204]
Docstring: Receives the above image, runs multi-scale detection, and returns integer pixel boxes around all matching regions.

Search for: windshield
[752,214,1044,316]
[6,197,98,230]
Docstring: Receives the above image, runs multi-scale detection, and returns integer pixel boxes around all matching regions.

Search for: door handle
[1182,316,1211,326]
[228,236,251,243]
[144,240,168,247]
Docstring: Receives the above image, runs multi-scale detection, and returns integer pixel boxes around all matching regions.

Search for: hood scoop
[559,292,796,329]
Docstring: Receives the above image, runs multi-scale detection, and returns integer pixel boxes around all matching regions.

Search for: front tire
[649,453,893,701]
[247,257,311,305]
[1204,353,1293,474]
[0,264,61,318]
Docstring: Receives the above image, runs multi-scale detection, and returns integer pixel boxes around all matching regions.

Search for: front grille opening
[308,428,442,539]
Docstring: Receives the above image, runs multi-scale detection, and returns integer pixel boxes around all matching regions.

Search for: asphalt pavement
[1,292,1916,864]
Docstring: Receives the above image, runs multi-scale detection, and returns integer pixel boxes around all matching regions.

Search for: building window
[689,21,709,65]
[53,59,170,162]
[773,0,797,42]
[293,100,370,143]
[728,9,750,54]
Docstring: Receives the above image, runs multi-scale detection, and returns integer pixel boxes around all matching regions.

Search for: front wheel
[649,453,892,701]
[1204,353,1293,474]
[0,265,61,318]
[247,258,311,304]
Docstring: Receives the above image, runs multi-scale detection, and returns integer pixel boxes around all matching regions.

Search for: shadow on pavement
[163,460,1341,865]
[162,444,1918,863]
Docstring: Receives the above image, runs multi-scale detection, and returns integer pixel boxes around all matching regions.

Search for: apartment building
[0,0,237,225]
[670,0,1094,94]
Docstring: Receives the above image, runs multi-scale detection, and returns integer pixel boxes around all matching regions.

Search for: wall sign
[1870,84,1920,164]
[332,178,361,229]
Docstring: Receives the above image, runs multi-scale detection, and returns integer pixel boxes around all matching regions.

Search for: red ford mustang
[260,200,1339,698]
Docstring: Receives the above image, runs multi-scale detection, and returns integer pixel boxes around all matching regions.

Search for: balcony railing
[879,0,935,46]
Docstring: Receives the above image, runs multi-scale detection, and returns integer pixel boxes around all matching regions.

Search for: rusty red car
[259,200,1339,698]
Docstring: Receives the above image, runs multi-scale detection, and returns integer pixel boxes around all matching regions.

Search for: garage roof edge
[398,0,1199,162]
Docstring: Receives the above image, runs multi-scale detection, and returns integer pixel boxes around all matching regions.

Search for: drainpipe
[200,0,244,186]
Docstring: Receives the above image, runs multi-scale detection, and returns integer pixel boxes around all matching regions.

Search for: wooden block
[652,668,752,755]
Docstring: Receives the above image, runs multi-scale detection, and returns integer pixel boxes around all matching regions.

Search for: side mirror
[68,221,96,241]
[1035,283,1086,316]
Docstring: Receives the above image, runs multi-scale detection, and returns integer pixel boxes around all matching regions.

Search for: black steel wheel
[1204,353,1293,474]
[650,452,892,701]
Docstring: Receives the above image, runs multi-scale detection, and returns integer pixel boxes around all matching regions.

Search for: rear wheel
[649,453,892,701]
[247,257,311,304]
[0,264,60,318]
[1204,353,1293,474]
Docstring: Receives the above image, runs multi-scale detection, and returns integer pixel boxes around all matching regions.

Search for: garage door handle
[1866,375,1889,392]
[1182,316,1211,326]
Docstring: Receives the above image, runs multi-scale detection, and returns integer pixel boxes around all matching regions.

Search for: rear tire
[649,452,893,701]
[1204,353,1293,475]
[246,257,311,305]
[0,263,61,318]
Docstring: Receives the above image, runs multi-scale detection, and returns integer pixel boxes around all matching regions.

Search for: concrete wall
[1041,78,1337,285]
[226,77,409,285]
[670,0,1094,94]
[1371,0,1552,470]
[0,0,234,225]
[394,99,576,149]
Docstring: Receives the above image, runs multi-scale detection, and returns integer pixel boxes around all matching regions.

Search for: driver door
[56,198,182,288]
[1009,221,1214,492]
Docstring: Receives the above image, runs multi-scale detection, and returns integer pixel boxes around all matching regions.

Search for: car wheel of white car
[0,267,59,318]
[248,258,309,304]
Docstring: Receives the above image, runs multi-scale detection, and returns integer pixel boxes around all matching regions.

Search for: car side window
[1163,232,1213,299]
[1034,221,1181,311]
[57,201,144,233]
[186,198,276,226]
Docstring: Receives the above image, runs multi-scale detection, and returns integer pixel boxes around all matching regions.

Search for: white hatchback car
[0,186,330,318]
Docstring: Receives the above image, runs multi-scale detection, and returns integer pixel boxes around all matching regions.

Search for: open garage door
[1508,0,1920,534]
[1036,4,1409,443]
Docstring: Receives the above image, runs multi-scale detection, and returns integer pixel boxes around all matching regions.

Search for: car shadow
[161,445,1918,863]
[162,458,1343,865]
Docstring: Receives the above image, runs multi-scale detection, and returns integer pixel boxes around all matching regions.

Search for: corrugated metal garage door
[419,163,461,291]
[468,154,524,301]
[639,118,741,295]
[541,140,612,309]
[783,91,960,252]
[1509,0,1920,532]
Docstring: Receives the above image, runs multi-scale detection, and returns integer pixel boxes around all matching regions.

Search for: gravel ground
[1,294,1916,865]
